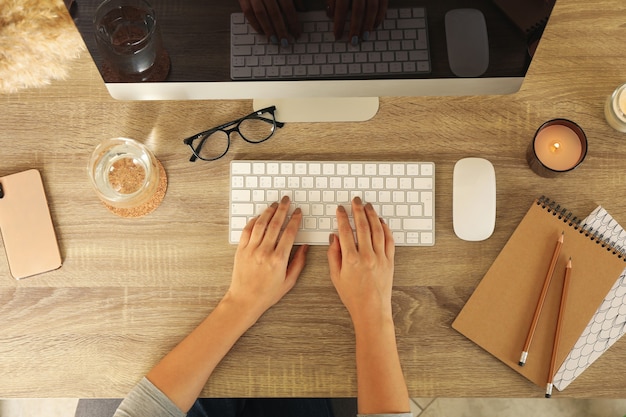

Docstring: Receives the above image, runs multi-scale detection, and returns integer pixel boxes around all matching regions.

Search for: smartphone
[0,169,62,279]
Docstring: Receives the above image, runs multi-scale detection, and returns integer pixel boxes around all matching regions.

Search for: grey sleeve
[110,377,413,417]
[113,377,186,417]
[359,414,414,417]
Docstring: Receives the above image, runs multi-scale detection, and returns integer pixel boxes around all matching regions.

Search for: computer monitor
[71,0,556,122]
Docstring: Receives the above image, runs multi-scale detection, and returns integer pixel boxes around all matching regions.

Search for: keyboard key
[232,190,251,202]
[231,217,248,229]
[294,190,307,202]
[267,190,279,201]
[231,176,244,188]
[393,232,405,244]
[232,68,252,78]
[231,162,251,175]
[403,218,432,230]
[397,19,425,29]
[406,232,420,244]
[296,231,334,244]
[414,178,433,189]
[232,203,254,215]
[253,190,265,201]
[304,218,317,229]
[309,191,321,202]
[311,203,324,215]
[421,163,434,176]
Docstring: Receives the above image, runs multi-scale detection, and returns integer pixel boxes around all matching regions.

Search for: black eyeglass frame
[183,106,284,162]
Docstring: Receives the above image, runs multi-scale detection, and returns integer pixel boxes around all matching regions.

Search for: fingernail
[293,207,302,215]
[329,234,334,244]
[362,31,370,41]
[353,196,362,204]
[281,195,289,203]
[337,205,346,213]
[281,38,289,47]
[271,202,279,208]
[351,35,359,46]
[365,202,373,210]
[270,35,278,45]
[379,217,386,224]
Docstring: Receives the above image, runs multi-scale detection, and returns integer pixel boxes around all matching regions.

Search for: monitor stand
[253,97,379,123]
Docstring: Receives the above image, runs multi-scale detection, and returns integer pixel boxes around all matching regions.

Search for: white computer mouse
[453,158,496,241]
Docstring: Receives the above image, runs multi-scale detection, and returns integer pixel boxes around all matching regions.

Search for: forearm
[353,313,410,415]
[146,294,260,413]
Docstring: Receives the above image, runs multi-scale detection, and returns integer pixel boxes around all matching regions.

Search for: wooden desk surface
[1,0,625,399]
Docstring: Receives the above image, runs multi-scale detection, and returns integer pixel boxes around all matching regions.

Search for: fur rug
[0,0,84,93]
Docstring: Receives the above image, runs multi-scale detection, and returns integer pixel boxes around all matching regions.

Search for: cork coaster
[103,159,167,218]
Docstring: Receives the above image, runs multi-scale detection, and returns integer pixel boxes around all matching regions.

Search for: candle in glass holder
[605,83,626,133]
[527,119,587,177]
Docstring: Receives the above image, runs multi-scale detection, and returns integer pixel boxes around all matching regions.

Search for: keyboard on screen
[230,161,435,246]
[230,8,430,80]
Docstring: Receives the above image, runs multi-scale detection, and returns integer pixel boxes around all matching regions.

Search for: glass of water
[88,137,160,209]
[93,0,170,81]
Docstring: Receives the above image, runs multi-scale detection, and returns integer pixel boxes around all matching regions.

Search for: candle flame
[550,142,561,153]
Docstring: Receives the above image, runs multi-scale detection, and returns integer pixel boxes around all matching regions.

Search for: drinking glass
[94,0,170,81]
[88,137,160,209]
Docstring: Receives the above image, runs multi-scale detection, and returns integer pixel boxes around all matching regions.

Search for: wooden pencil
[519,231,564,366]
[546,257,572,398]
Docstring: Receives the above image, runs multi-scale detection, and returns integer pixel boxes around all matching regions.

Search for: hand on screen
[238,0,304,45]
[228,196,309,318]
[327,197,396,323]
[327,0,389,44]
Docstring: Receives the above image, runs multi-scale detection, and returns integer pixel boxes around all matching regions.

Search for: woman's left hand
[226,195,309,320]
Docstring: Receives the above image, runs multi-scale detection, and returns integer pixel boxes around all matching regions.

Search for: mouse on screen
[445,8,489,77]
[453,158,496,241]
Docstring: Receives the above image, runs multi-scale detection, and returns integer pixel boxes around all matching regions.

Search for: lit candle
[534,124,583,170]
[527,119,587,177]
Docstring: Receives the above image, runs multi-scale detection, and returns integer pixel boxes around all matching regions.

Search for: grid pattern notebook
[554,206,626,390]
[452,197,626,389]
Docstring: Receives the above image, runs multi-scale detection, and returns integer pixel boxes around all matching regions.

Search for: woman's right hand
[328,197,408,416]
[327,197,395,323]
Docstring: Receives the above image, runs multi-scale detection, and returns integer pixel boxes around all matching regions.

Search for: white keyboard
[230,160,435,246]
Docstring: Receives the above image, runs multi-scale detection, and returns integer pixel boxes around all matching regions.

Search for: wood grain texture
[1,0,626,398]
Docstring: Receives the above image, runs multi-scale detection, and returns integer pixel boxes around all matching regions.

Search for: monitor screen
[71,0,555,120]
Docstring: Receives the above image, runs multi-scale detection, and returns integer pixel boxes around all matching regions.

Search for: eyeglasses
[183,106,284,162]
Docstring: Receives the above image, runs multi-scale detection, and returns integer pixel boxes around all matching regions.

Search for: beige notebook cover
[452,197,626,388]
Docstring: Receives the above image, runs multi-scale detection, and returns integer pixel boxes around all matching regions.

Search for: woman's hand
[238,0,304,45]
[327,0,389,44]
[226,195,308,320]
[327,197,408,415]
[327,196,395,323]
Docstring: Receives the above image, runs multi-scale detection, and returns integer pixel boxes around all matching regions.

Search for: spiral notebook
[553,206,626,390]
[452,197,626,389]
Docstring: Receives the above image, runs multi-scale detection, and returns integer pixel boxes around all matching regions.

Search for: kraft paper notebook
[452,197,626,389]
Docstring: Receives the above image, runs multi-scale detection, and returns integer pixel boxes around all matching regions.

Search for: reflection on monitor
[71,0,556,121]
